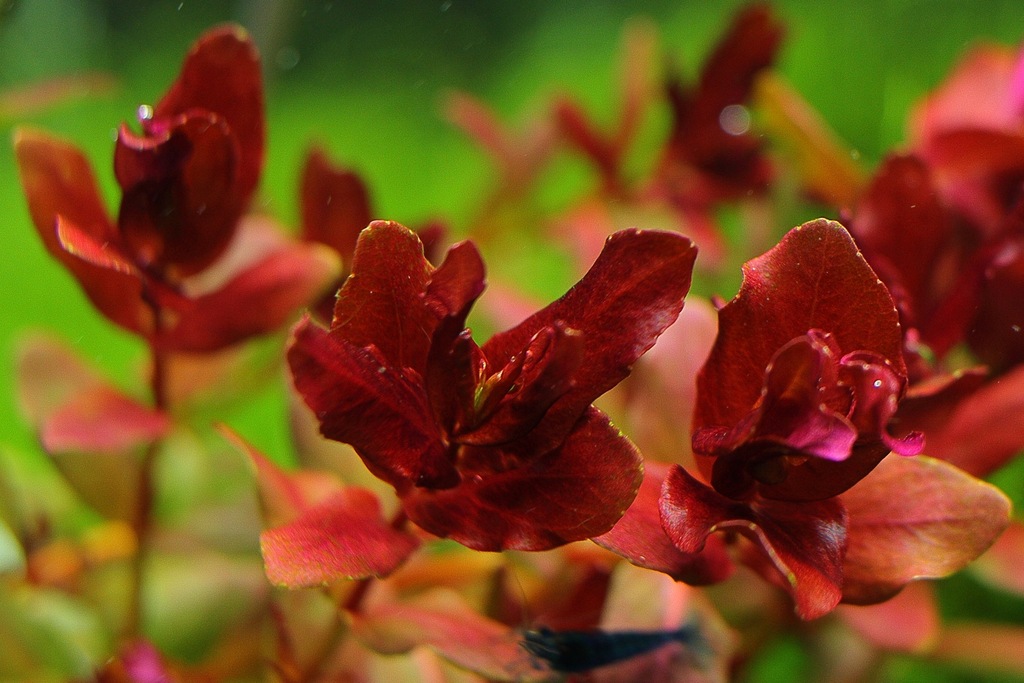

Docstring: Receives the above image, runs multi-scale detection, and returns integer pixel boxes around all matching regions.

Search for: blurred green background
[3,2,1024,681]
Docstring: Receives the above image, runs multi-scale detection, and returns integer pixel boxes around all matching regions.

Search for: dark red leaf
[660,465,847,620]
[116,113,242,276]
[594,461,733,584]
[261,487,420,586]
[401,407,643,551]
[331,221,438,373]
[483,229,697,452]
[840,455,1011,604]
[288,316,449,491]
[153,24,264,204]
[299,146,372,263]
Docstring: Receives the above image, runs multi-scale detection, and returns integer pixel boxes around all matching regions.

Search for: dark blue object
[520,623,702,674]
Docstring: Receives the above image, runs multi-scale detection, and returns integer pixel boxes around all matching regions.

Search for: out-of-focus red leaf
[971,520,1024,596]
[331,221,438,372]
[836,581,938,653]
[402,407,643,552]
[288,317,447,490]
[299,146,372,263]
[840,455,1011,604]
[660,465,846,620]
[912,44,1023,139]
[350,590,548,682]
[157,242,339,352]
[968,236,1024,372]
[922,364,1024,477]
[0,72,118,120]
[41,386,169,454]
[261,488,420,586]
[483,229,697,453]
[594,461,733,584]
[153,24,264,203]
[850,155,955,331]
[13,128,150,333]
[696,219,904,433]
[219,427,419,586]
[930,622,1024,676]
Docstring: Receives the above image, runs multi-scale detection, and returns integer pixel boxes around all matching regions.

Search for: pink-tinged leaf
[331,221,438,373]
[911,44,1022,142]
[13,128,149,334]
[15,333,105,425]
[402,407,643,551]
[594,461,733,584]
[483,229,697,451]
[695,220,904,470]
[970,520,1024,596]
[660,465,847,620]
[261,487,420,586]
[351,590,547,682]
[930,622,1024,676]
[836,581,938,653]
[116,113,242,276]
[120,640,173,683]
[922,364,1024,477]
[840,455,1011,604]
[157,241,340,352]
[153,24,264,203]
[300,146,372,262]
[622,295,718,465]
[288,316,448,490]
[41,386,169,454]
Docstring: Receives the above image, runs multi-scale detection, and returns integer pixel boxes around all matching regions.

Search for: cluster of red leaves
[8,5,1024,682]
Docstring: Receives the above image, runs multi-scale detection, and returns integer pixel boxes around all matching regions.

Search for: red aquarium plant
[657,220,1008,618]
[14,25,335,354]
[288,221,697,552]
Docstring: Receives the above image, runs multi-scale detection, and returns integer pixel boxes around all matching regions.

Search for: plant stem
[125,291,169,640]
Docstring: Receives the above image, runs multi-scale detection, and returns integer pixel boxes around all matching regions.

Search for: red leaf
[13,128,149,334]
[41,386,169,454]
[660,465,847,620]
[153,24,264,204]
[299,146,372,263]
[840,455,1011,604]
[157,241,340,352]
[401,407,643,551]
[696,219,905,433]
[288,316,448,490]
[594,461,733,584]
[331,221,438,372]
[483,229,697,452]
[261,488,420,586]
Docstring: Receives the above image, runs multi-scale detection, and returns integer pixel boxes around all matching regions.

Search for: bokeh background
[3,2,1024,680]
